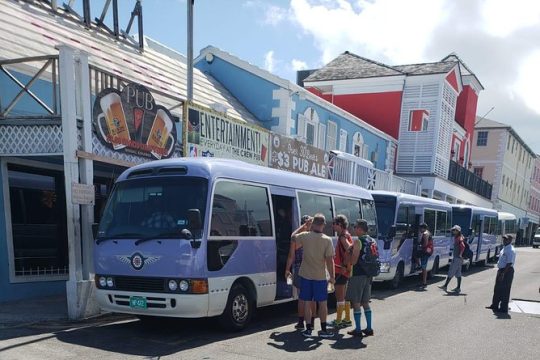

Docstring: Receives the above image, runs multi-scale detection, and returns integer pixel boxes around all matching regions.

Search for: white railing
[328,152,419,195]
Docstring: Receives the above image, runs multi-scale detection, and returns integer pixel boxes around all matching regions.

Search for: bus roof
[451,204,498,217]
[370,190,452,209]
[118,158,373,200]
[497,212,517,221]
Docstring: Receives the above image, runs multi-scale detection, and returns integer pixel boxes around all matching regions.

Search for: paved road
[1,248,539,360]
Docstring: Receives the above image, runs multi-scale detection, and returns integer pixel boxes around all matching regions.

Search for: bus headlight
[179,280,189,292]
[380,262,391,273]
[106,277,114,288]
[99,276,107,288]
[168,280,178,291]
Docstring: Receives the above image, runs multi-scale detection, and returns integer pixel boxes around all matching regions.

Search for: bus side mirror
[92,223,99,240]
[388,225,396,239]
[187,209,202,249]
[187,209,202,230]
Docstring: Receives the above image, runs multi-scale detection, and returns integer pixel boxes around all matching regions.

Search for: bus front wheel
[219,284,253,331]
[390,263,404,289]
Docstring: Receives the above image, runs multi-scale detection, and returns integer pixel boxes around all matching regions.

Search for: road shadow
[370,274,446,300]
[442,292,468,297]
[329,332,367,350]
[267,330,323,352]
[493,312,512,320]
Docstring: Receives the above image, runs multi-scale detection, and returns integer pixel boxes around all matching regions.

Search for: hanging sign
[270,134,329,178]
[93,82,177,159]
[185,103,270,166]
[71,183,95,205]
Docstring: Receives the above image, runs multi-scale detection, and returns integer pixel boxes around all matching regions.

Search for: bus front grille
[114,276,166,293]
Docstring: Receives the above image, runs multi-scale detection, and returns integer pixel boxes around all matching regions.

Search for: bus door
[271,188,297,300]
[471,214,482,262]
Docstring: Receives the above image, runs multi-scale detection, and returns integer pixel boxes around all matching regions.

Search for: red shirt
[335,230,353,277]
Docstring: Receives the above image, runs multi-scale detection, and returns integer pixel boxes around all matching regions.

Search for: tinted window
[298,192,334,236]
[396,205,415,239]
[334,197,361,233]
[424,209,436,235]
[211,181,272,237]
[361,199,378,238]
[435,211,448,236]
[373,195,396,238]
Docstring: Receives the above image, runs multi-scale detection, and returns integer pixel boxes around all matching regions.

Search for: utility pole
[187,0,194,102]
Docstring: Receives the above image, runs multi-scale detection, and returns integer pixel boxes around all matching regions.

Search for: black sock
[311,317,315,327]
[298,316,304,324]
[321,322,327,332]
[306,323,313,330]
[457,277,462,288]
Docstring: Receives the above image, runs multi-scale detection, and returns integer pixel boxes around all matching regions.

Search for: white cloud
[289,0,447,64]
[481,0,540,37]
[264,50,275,72]
[264,5,288,25]
[514,50,540,114]
[291,59,308,71]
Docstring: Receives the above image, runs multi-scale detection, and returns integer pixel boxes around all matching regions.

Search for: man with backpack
[439,225,465,293]
[346,219,380,338]
[418,223,434,288]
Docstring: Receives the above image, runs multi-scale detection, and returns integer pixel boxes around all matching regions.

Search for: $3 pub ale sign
[92,82,177,159]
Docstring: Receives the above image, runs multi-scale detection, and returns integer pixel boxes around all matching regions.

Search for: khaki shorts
[346,275,372,304]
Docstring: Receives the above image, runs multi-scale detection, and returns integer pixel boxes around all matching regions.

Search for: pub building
[0,0,262,317]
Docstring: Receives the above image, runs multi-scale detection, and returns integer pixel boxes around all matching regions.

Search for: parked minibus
[371,191,453,288]
[497,212,517,254]
[93,158,377,330]
[451,205,498,265]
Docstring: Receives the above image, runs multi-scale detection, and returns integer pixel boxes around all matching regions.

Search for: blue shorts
[420,255,429,270]
[299,277,328,302]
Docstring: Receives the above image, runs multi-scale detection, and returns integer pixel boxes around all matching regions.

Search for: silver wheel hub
[232,294,248,323]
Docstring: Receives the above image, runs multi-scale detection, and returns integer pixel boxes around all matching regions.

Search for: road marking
[509,300,540,315]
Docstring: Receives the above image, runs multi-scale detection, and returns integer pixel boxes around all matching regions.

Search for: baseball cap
[502,234,513,241]
[450,225,461,232]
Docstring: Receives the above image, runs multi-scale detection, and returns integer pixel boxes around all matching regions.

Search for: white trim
[196,46,397,144]
[2,158,69,283]
[305,75,406,95]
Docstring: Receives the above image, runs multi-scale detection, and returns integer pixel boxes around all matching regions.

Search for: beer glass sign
[93,82,177,159]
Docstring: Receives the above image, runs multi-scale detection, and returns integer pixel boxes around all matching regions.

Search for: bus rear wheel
[219,284,253,331]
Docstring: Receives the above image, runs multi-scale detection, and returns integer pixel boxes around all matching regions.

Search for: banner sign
[185,104,270,166]
[93,82,177,159]
[270,134,328,178]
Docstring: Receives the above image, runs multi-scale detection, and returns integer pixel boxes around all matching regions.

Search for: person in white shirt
[486,234,516,314]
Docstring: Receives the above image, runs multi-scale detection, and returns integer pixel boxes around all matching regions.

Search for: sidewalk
[0,295,69,329]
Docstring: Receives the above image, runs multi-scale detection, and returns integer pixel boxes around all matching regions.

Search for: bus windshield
[98,176,208,239]
[373,195,396,238]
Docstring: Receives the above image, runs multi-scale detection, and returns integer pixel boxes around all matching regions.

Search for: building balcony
[448,160,492,200]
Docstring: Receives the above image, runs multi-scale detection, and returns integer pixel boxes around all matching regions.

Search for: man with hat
[486,234,516,314]
[439,225,465,293]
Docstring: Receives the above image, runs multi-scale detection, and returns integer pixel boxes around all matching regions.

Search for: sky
[80,0,540,153]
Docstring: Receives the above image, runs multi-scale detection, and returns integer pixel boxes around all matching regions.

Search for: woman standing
[331,214,353,328]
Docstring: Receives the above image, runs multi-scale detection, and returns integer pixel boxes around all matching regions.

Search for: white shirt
[497,244,516,269]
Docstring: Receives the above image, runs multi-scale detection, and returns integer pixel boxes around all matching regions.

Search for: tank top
[335,230,353,277]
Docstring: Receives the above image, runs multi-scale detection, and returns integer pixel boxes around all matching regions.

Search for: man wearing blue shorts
[291,213,335,338]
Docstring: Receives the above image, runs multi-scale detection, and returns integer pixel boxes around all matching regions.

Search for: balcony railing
[328,152,420,195]
[448,160,492,199]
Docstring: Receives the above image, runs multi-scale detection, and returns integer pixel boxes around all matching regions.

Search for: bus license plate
[129,296,147,309]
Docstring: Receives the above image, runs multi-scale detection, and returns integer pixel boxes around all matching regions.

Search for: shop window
[298,192,334,236]
[477,131,488,146]
[408,109,429,132]
[8,165,68,277]
[210,181,272,237]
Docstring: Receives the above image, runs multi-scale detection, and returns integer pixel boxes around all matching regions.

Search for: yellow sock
[344,302,351,322]
[336,303,344,322]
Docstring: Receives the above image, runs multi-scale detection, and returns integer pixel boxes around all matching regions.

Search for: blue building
[195,47,398,172]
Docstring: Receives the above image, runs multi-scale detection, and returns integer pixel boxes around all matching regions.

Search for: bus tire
[390,263,404,289]
[428,257,439,279]
[219,284,253,332]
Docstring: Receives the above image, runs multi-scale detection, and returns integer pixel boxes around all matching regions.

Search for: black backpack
[463,239,474,260]
[358,235,381,277]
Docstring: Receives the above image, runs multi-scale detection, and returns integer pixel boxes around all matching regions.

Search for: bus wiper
[134,231,183,246]
[95,233,143,245]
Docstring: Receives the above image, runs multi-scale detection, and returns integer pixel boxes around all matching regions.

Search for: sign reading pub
[93,82,177,159]
[185,103,270,166]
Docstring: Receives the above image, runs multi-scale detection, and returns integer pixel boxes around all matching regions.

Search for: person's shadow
[267,330,323,352]
[330,332,367,350]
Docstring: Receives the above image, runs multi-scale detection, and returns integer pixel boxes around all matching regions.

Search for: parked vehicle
[533,229,540,249]
[93,158,377,330]
[371,191,453,288]
[451,205,498,266]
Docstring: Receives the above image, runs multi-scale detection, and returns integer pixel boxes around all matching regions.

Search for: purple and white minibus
[93,158,376,330]
[371,191,453,288]
[451,205,498,266]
